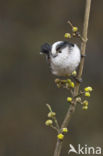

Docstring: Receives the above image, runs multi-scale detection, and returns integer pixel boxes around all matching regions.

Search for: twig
[50,125,59,132]
[46,104,60,130]
[53,116,60,130]
[67,20,73,28]
[53,0,92,156]
[46,103,52,112]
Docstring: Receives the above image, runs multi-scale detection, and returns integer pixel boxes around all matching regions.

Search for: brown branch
[53,0,92,156]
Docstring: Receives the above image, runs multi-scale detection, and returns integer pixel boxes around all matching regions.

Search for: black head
[56,41,74,52]
[40,43,51,55]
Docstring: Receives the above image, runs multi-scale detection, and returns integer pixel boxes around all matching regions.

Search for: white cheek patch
[51,41,63,56]
[51,49,57,56]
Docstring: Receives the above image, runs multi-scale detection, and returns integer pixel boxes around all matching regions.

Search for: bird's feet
[73,77,83,83]
[81,54,86,58]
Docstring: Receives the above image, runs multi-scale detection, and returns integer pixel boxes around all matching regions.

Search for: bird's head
[40,41,75,58]
[51,41,74,57]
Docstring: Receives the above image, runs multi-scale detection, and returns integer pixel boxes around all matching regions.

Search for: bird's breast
[50,48,80,76]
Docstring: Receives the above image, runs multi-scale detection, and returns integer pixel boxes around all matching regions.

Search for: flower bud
[84,86,93,92]
[82,106,88,110]
[72,33,76,37]
[70,82,75,88]
[87,87,93,92]
[76,97,82,103]
[62,128,68,133]
[57,84,61,88]
[83,100,88,106]
[64,33,71,38]
[72,70,77,76]
[45,120,53,126]
[61,80,67,83]
[57,133,64,140]
[72,27,78,32]
[48,112,56,118]
[85,92,90,97]
[67,79,72,83]
[55,78,60,83]
[67,97,72,102]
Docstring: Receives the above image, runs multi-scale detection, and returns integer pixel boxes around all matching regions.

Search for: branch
[46,104,60,130]
[53,0,92,156]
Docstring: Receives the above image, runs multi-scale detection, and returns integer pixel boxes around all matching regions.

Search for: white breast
[50,44,80,76]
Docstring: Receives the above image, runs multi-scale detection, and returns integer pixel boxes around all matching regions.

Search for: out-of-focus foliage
[0,0,103,156]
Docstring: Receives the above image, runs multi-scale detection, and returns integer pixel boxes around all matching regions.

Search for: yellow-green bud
[72,70,77,76]
[67,97,72,102]
[70,82,75,88]
[76,97,82,103]
[61,80,67,83]
[57,133,64,140]
[55,78,60,83]
[45,120,53,126]
[83,100,88,106]
[72,33,76,36]
[66,83,70,88]
[62,128,68,133]
[57,84,61,88]
[84,88,89,92]
[67,79,72,83]
[85,92,90,97]
[84,86,93,92]
[64,33,71,38]
[87,87,93,92]
[82,106,88,110]
[72,26,78,32]
[48,112,56,118]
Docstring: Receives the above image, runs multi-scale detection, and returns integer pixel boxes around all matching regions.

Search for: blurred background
[0,0,103,156]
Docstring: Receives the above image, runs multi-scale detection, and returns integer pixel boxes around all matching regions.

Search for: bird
[40,41,81,77]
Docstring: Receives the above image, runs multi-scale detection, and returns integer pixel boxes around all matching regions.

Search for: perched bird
[40,41,81,77]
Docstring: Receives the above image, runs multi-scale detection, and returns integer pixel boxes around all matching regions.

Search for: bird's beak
[40,52,43,55]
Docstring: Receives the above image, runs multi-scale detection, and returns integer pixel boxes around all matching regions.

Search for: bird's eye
[58,50,61,53]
